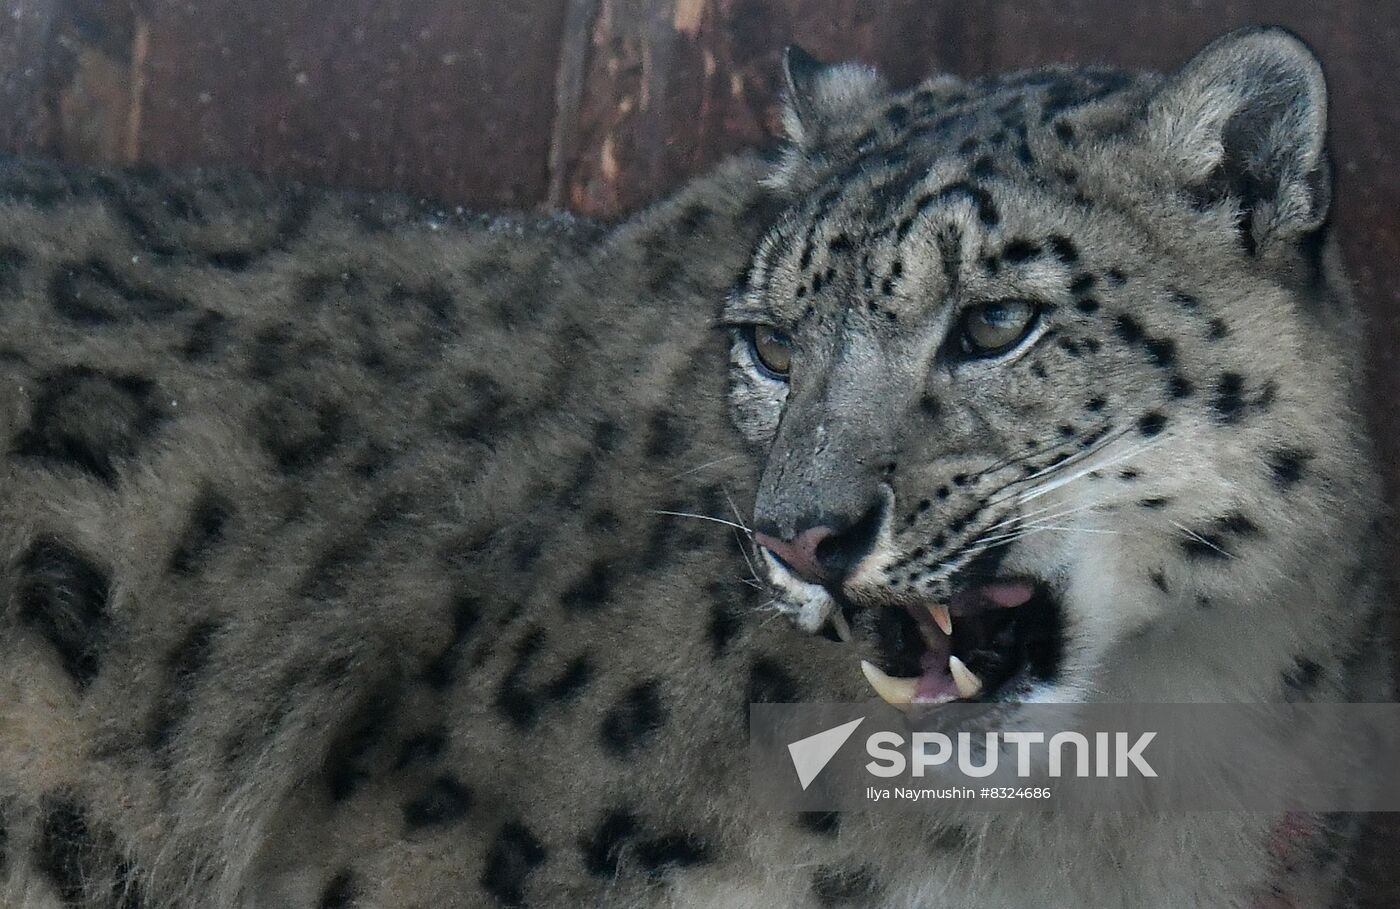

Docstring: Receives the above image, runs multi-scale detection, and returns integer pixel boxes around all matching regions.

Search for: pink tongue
[983,581,1036,608]
[951,580,1036,612]
[915,651,960,702]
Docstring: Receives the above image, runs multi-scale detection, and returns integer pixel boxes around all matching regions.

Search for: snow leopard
[0,25,1389,909]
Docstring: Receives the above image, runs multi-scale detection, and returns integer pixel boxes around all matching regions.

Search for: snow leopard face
[726,31,1371,709]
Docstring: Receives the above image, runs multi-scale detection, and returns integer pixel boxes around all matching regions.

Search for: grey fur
[0,26,1387,909]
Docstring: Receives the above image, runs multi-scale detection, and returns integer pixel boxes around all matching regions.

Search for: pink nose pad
[753,527,835,584]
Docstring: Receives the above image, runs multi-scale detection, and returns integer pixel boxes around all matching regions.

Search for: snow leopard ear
[1145,27,1330,252]
[781,45,888,147]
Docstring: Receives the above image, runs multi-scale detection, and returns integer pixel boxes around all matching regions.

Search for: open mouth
[857,579,1065,706]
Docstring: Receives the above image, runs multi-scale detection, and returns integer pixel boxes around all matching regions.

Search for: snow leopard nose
[754,502,884,585]
[754,526,835,584]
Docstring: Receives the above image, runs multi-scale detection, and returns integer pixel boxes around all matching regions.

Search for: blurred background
[2,0,1397,903]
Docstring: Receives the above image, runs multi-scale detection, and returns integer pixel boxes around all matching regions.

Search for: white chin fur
[761,550,836,632]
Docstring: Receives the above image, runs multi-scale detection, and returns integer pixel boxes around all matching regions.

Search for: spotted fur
[0,26,1388,909]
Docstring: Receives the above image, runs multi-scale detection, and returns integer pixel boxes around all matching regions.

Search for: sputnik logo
[787,717,865,790]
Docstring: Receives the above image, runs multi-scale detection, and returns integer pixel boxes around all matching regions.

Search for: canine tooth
[948,655,984,699]
[829,609,854,643]
[860,660,918,706]
[927,604,953,636]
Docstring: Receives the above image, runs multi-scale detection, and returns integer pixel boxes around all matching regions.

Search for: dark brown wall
[2,1,1398,902]
[6,2,1394,489]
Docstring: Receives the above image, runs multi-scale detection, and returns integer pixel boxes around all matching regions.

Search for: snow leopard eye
[747,325,792,379]
[958,300,1039,356]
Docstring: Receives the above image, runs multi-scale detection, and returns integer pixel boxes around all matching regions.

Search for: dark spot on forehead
[1179,532,1230,560]
[1047,235,1079,263]
[1215,512,1260,537]
[1266,447,1313,489]
[1113,314,1144,344]
[1002,239,1040,263]
[924,181,1000,229]
[1211,373,1247,423]
[1171,289,1200,310]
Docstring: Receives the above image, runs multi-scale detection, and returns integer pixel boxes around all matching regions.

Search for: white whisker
[1011,436,1168,507]
[977,523,1125,551]
[982,500,1105,538]
[1014,425,1130,487]
[648,510,752,534]
[668,454,742,480]
[980,499,1074,534]
[722,487,764,583]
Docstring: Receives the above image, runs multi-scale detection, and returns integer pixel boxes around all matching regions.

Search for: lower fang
[860,660,918,706]
[948,655,984,699]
